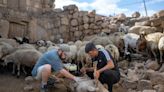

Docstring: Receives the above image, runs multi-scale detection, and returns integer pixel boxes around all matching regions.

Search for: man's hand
[80,67,86,74]
[94,70,100,79]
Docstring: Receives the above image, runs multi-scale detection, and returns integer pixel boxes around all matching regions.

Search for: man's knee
[43,64,51,72]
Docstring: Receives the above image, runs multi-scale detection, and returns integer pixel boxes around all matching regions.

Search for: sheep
[158,36,164,63]
[77,45,92,69]
[137,32,164,63]
[45,40,54,47]
[16,43,36,50]
[108,32,125,55]
[96,45,104,49]
[68,77,109,92]
[47,45,60,51]
[75,40,83,50]
[38,46,47,53]
[36,40,46,47]
[105,44,120,62]
[0,38,19,47]
[66,45,78,63]
[118,23,129,34]
[67,41,75,45]
[123,33,140,55]
[0,42,15,59]
[90,36,113,47]
[128,26,158,35]
[3,49,42,77]
[13,36,29,44]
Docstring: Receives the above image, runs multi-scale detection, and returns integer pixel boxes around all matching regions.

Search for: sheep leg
[159,50,163,63]
[12,63,16,75]
[22,66,27,76]
[17,63,21,78]
[152,49,158,62]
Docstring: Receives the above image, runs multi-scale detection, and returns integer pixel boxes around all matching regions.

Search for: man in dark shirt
[81,42,120,92]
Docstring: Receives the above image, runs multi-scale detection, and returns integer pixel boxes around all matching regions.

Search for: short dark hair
[85,42,96,53]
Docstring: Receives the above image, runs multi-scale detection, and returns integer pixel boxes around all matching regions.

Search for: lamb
[68,77,109,92]
[105,44,120,62]
[3,49,42,77]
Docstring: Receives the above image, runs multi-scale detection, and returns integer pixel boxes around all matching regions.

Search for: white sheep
[75,40,83,50]
[158,36,164,63]
[0,42,15,59]
[3,49,42,77]
[45,40,54,47]
[66,45,78,63]
[17,43,36,50]
[69,77,109,92]
[128,26,158,35]
[77,45,92,68]
[105,44,120,62]
[0,38,19,47]
[96,45,104,49]
[36,40,46,47]
[123,33,140,55]
[38,46,47,53]
[90,36,113,47]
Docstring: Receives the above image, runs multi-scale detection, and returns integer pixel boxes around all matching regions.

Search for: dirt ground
[0,73,25,92]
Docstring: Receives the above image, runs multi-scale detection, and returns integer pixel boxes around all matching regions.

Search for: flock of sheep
[0,26,164,77]
[0,25,164,91]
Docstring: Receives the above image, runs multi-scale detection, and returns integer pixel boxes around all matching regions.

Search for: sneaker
[40,85,48,92]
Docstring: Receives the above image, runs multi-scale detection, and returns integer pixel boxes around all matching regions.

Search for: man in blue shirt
[81,42,120,92]
[32,48,80,92]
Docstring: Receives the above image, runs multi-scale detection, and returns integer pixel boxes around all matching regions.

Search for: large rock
[117,13,126,21]
[159,63,164,72]
[135,21,151,26]
[145,70,164,85]
[150,18,161,27]
[142,90,156,92]
[71,19,78,26]
[83,15,89,23]
[145,59,160,70]
[28,19,49,42]
[132,11,140,18]
[0,19,9,38]
[61,17,69,25]
[137,80,153,91]
[154,84,164,92]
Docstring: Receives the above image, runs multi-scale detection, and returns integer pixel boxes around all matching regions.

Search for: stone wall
[0,0,163,43]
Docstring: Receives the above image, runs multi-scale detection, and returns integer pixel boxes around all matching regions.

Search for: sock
[41,81,47,88]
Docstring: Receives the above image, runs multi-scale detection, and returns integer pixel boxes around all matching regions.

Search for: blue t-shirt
[31,49,63,77]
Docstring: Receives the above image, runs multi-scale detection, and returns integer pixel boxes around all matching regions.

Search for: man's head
[58,49,67,61]
[85,42,98,58]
